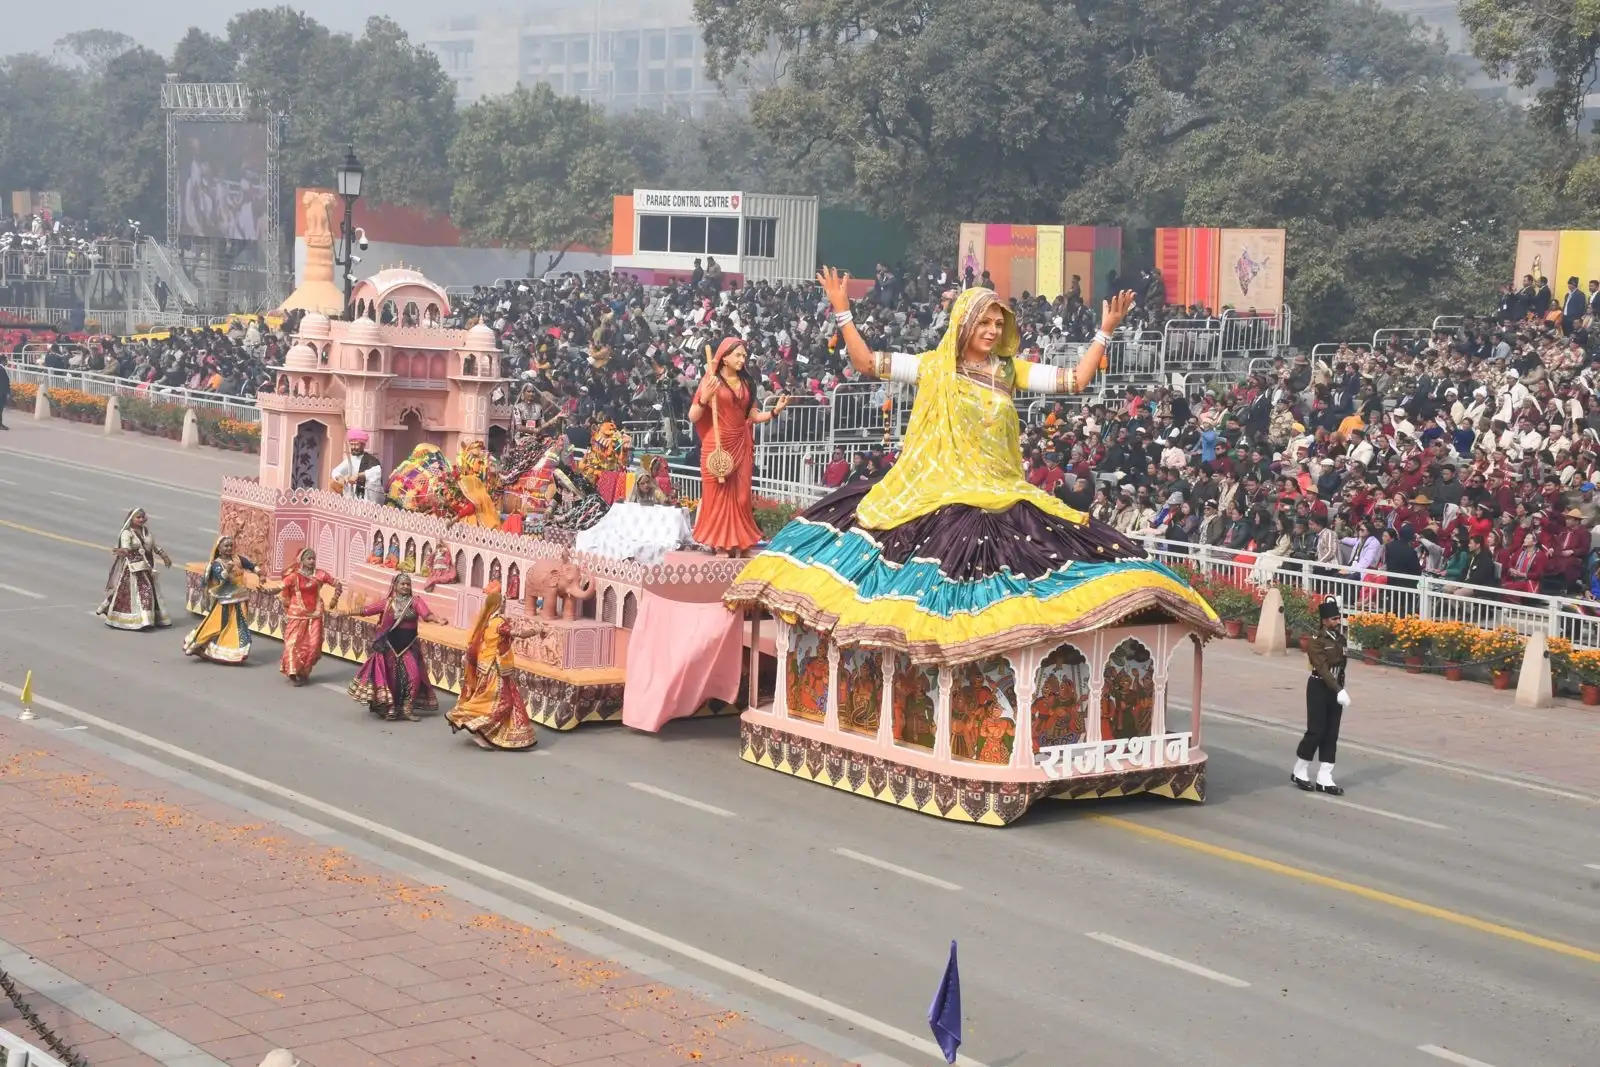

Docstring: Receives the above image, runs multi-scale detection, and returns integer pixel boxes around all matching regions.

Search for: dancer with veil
[278,548,341,686]
[726,269,1218,662]
[446,581,538,750]
[96,507,173,631]
[343,573,438,721]
[183,528,270,663]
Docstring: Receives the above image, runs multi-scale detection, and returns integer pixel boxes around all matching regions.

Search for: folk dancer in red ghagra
[278,548,341,686]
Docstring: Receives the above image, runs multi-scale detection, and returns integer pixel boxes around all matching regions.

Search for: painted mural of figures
[343,573,438,721]
[278,548,341,686]
[446,582,537,751]
[96,507,173,631]
[183,529,270,664]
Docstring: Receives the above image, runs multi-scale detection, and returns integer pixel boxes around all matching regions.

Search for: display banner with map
[1216,228,1285,311]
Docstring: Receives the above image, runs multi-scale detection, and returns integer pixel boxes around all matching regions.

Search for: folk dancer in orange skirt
[96,507,173,630]
[278,548,341,686]
[446,581,538,750]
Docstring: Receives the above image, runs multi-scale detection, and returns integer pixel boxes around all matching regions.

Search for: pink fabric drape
[622,593,744,733]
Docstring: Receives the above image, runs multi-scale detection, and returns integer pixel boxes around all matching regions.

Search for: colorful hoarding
[1513,230,1559,286]
[1216,228,1286,311]
[1035,226,1064,300]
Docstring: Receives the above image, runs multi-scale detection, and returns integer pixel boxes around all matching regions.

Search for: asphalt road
[1,442,1597,1067]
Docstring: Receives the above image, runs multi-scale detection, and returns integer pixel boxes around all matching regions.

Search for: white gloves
[1336,689,1351,708]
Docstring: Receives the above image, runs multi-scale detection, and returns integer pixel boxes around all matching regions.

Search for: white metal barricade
[1161,318,1223,367]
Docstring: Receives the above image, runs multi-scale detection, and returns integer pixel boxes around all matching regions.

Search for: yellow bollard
[18,669,35,721]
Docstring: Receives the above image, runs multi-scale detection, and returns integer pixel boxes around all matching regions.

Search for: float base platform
[185,569,627,730]
[738,716,1206,826]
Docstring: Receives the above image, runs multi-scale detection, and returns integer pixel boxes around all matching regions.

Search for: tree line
[3,1,1598,339]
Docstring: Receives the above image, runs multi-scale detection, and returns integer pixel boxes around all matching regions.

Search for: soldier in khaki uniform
[1294,597,1349,795]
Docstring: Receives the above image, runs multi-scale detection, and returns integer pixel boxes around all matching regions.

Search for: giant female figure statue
[725,269,1217,662]
[688,337,790,557]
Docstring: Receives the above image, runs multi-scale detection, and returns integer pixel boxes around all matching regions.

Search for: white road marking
[832,847,962,891]
[318,682,348,696]
[1584,863,1600,871]
[628,781,736,818]
[0,476,15,485]
[1418,1044,1498,1067]
[48,490,86,502]
[195,525,217,536]
[1204,706,1600,805]
[1084,931,1250,988]
[0,681,984,1066]
[0,583,45,599]
[1313,797,1453,832]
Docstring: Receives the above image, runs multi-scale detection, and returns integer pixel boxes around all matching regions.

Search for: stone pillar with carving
[933,666,954,761]
[1151,628,1170,740]
[876,652,896,747]
[1009,648,1037,769]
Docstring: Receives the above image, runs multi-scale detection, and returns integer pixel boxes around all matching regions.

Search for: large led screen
[175,121,270,241]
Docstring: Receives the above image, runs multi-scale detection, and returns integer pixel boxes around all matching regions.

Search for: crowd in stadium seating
[10,260,1600,601]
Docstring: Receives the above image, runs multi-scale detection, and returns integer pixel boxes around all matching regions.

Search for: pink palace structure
[187,268,750,730]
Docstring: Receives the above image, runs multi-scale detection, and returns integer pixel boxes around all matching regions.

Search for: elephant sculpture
[527,558,596,620]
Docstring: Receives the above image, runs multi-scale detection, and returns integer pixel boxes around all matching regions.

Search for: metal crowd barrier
[0,1024,71,1066]
[9,364,261,423]
[1135,533,1600,647]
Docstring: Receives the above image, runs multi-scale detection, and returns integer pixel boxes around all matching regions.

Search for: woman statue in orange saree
[688,337,790,556]
[278,548,341,686]
[446,581,538,750]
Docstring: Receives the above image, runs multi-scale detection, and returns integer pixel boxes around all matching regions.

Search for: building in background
[1381,1,1600,117]
[610,190,818,285]
[422,0,744,115]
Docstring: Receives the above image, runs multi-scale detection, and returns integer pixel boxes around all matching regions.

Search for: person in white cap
[1294,596,1349,795]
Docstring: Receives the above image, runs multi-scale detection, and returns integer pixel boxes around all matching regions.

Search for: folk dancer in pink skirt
[341,572,438,720]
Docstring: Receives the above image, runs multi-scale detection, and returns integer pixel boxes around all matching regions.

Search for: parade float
[720,280,1220,825]
[725,612,1210,825]
[186,267,748,730]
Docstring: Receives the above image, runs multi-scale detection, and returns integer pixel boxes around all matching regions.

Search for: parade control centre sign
[634,189,744,216]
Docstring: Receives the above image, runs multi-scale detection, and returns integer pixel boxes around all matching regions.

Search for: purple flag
[927,939,961,1064]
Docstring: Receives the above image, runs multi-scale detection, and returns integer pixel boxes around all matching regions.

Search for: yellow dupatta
[855,287,1090,531]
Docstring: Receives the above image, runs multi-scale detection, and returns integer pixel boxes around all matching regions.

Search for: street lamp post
[333,146,364,320]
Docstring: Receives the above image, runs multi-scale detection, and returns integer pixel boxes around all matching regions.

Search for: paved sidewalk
[0,721,851,1067]
[1180,639,1600,794]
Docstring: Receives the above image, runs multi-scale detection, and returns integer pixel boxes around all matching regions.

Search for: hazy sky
[7,2,466,57]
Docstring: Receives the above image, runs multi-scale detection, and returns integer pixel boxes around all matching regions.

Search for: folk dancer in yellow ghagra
[183,530,272,664]
[726,269,1219,663]
[446,581,538,750]
[97,507,173,630]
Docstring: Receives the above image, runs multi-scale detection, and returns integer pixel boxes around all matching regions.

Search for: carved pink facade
[258,269,507,488]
